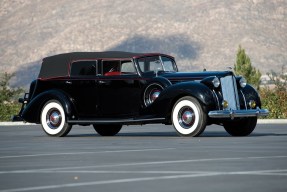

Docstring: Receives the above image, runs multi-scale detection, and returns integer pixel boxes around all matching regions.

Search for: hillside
[0,0,286,88]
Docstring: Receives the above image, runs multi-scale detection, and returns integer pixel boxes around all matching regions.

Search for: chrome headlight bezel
[239,77,247,88]
[212,77,220,88]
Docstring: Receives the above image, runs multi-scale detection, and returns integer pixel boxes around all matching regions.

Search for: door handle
[98,80,107,84]
[65,81,72,84]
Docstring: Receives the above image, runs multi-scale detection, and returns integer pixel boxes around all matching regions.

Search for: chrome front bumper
[208,108,269,119]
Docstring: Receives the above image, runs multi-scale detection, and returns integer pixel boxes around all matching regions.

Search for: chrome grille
[220,76,240,110]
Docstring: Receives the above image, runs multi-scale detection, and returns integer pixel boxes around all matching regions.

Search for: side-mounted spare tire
[40,100,72,137]
[143,77,172,107]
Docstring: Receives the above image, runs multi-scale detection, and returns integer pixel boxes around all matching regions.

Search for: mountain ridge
[0,0,286,88]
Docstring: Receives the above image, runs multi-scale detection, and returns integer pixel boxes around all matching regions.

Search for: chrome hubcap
[178,107,195,128]
[144,84,164,106]
[150,89,161,103]
[46,109,62,129]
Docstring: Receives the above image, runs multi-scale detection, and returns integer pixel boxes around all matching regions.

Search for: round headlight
[212,77,220,88]
[239,77,247,88]
[249,100,256,109]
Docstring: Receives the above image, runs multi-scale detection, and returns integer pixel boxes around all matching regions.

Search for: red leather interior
[104,71,122,76]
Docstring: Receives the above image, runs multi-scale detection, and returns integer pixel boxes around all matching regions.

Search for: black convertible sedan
[13,51,268,137]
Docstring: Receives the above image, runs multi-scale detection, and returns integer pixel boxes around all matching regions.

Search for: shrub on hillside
[260,68,287,119]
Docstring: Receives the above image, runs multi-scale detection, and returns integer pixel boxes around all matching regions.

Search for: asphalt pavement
[0,123,286,192]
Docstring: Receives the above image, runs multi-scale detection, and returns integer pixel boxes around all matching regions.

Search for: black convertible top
[38,51,172,79]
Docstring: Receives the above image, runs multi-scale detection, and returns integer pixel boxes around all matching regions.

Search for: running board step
[67,118,165,125]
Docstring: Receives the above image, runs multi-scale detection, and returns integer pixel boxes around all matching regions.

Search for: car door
[67,60,99,117]
[97,60,142,118]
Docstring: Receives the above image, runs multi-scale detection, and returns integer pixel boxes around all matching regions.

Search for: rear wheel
[93,124,122,136]
[40,100,72,137]
[172,96,207,137]
[223,117,257,136]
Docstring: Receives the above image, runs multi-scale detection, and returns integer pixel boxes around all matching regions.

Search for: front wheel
[172,96,207,137]
[223,117,257,136]
[40,100,72,137]
[93,124,122,136]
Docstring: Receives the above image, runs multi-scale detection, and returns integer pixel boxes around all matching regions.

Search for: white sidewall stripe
[172,100,199,135]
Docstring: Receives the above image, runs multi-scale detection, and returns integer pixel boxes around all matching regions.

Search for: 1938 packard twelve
[13,52,269,137]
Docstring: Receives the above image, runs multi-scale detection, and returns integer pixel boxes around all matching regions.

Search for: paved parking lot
[0,123,286,192]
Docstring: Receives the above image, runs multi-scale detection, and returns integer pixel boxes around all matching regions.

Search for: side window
[161,56,176,71]
[70,61,97,76]
[102,60,121,76]
[121,60,136,73]
[149,57,162,71]
[101,60,136,76]
[137,56,162,72]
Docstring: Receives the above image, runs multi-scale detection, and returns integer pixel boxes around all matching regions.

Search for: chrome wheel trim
[41,102,65,135]
[178,107,195,129]
[46,109,62,129]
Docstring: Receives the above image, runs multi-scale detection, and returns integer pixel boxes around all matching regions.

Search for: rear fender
[21,89,75,123]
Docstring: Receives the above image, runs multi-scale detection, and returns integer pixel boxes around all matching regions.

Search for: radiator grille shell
[220,76,240,110]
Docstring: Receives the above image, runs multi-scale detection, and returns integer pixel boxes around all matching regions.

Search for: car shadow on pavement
[249,132,287,137]
[66,131,228,137]
[67,132,178,137]
[65,131,287,138]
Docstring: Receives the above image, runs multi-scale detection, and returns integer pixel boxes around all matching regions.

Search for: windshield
[137,56,177,73]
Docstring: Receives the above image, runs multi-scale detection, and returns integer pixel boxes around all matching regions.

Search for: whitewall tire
[41,100,72,137]
[172,96,207,137]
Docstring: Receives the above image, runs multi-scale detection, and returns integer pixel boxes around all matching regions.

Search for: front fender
[21,89,75,123]
[241,84,262,108]
[143,81,216,117]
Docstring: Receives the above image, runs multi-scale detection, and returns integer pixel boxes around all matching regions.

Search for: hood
[159,71,234,83]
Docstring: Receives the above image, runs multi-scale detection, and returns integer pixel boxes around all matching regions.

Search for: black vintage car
[13,51,268,137]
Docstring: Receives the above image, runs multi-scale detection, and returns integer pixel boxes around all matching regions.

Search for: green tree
[234,45,261,90]
[0,72,24,121]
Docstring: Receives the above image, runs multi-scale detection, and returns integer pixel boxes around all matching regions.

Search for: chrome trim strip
[208,108,269,119]
[232,76,240,109]
[240,90,247,109]
[159,56,165,71]
[212,90,220,110]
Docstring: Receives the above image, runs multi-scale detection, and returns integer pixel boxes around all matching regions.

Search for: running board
[67,118,165,125]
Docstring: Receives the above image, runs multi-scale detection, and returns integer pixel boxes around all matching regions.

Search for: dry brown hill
[0,0,286,88]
